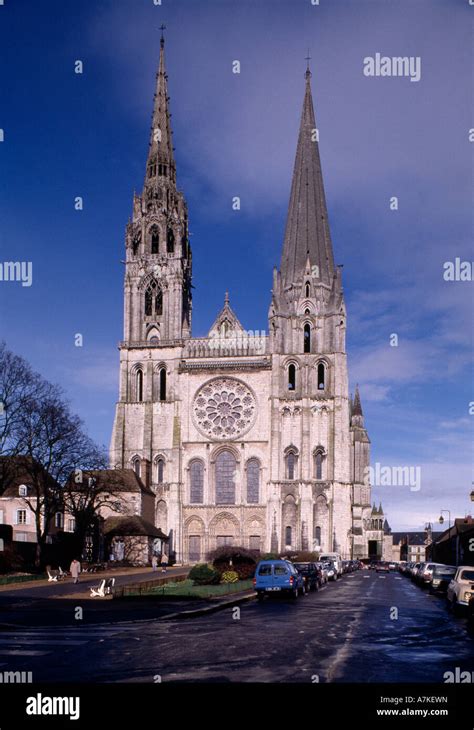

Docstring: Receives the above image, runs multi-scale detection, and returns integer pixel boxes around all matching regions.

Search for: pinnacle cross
[160,24,166,48]
[305,50,312,79]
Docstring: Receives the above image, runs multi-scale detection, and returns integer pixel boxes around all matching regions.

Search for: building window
[288,363,296,391]
[15,533,27,542]
[133,458,140,477]
[305,282,310,298]
[136,369,143,402]
[156,458,165,484]
[189,535,201,562]
[159,368,166,401]
[317,363,325,390]
[249,535,260,551]
[215,450,236,504]
[0,510,4,524]
[145,281,163,317]
[67,518,76,533]
[286,451,297,480]
[167,228,175,253]
[314,451,323,480]
[304,323,311,353]
[55,512,63,529]
[150,225,159,254]
[285,526,292,546]
[216,535,234,547]
[246,459,260,503]
[314,525,321,544]
[16,509,27,525]
[18,484,28,497]
[190,460,204,504]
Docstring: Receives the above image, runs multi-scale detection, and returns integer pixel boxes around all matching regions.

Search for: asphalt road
[0,570,473,683]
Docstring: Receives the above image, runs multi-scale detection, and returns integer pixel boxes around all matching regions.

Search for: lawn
[127,579,253,598]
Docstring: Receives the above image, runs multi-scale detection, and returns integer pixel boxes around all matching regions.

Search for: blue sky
[0,0,472,530]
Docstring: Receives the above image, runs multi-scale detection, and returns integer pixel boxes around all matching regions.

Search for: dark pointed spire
[145,28,176,186]
[279,64,335,289]
[352,384,363,417]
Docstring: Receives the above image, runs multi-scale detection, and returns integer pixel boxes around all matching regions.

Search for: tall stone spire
[145,28,176,187]
[279,65,335,289]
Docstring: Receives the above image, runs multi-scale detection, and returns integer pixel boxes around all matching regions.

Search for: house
[426,516,474,566]
[104,515,168,565]
[0,456,61,544]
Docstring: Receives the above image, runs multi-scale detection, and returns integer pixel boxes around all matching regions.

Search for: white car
[447,566,474,613]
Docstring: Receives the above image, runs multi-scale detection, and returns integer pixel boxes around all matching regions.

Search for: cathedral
[109,35,387,563]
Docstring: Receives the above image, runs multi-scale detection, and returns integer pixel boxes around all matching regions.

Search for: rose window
[193,377,257,440]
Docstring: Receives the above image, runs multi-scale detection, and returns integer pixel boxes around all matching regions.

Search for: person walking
[151,554,158,572]
[161,552,169,573]
[70,559,81,584]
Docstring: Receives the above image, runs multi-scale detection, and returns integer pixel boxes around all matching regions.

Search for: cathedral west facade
[110,36,385,563]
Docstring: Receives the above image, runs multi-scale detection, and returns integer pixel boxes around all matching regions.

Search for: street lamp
[438,510,451,531]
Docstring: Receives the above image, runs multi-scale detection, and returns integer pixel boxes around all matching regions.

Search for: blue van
[253,559,305,601]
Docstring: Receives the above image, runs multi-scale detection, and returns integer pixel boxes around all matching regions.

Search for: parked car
[253,559,305,601]
[410,562,422,580]
[315,561,329,584]
[429,564,457,595]
[322,560,338,581]
[293,562,321,591]
[447,566,474,613]
[388,562,397,571]
[416,562,444,587]
[376,561,390,573]
[319,553,343,577]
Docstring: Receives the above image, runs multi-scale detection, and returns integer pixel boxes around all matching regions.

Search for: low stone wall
[114,573,188,598]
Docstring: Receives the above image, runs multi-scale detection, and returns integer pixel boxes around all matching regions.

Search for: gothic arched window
[305,282,310,298]
[150,226,159,254]
[286,451,297,480]
[136,369,143,402]
[145,286,153,317]
[314,525,321,544]
[159,368,166,401]
[317,363,325,390]
[246,459,260,504]
[190,460,204,504]
[155,286,163,316]
[288,363,296,391]
[285,526,292,546]
[314,451,323,480]
[167,228,175,253]
[304,323,311,353]
[215,450,236,504]
[156,458,164,484]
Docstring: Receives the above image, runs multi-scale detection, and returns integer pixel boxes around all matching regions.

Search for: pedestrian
[151,554,158,572]
[70,558,81,584]
[161,552,169,573]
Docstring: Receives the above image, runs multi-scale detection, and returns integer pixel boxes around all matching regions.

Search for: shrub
[221,570,239,584]
[282,551,319,563]
[208,545,257,580]
[234,562,256,580]
[188,563,221,586]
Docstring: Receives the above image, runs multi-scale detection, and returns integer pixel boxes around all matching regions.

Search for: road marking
[363,576,370,578]
[0,650,49,656]
[378,576,386,579]
[0,639,86,646]
[395,577,402,580]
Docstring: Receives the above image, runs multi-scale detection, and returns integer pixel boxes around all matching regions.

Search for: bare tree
[0,344,109,564]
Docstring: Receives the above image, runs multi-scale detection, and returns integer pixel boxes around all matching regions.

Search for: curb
[160,591,257,620]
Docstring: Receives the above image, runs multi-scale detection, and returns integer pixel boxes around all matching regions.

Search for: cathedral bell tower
[123,31,192,345]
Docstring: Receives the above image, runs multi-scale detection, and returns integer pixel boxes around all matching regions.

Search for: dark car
[429,564,457,594]
[293,562,321,591]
